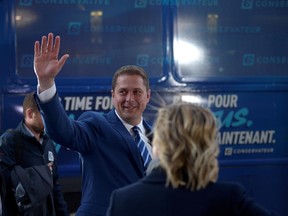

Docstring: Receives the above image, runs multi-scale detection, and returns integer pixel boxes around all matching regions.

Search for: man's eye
[135,90,142,94]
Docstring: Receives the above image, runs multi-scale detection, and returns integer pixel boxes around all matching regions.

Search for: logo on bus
[19,0,32,6]
[68,22,82,35]
[241,0,254,9]
[243,54,255,66]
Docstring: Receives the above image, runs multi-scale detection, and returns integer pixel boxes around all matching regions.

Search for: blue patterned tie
[132,126,152,169]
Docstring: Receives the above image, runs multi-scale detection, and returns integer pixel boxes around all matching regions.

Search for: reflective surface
[15,1,288,81]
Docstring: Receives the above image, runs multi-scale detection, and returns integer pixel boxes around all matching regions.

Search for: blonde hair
[152,102,219,191]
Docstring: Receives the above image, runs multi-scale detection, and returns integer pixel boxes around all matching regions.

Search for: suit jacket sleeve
[52,180,69,216]
[35,92,95,154]
[51,157,69,216]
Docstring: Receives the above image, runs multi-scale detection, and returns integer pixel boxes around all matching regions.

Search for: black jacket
[0,120,69,216]
[107,167,279,216]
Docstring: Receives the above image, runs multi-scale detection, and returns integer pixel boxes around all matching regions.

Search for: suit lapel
[143,120,153,143]
[107,109,144,174]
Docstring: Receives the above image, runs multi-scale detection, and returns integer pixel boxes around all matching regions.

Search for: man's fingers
[36,33,60,56]
[34,41,39,57]
[34,33,69,73]
[54,35,60,56]
[47,32,54,52]
[41,35,47,54]
[58,54,70,69]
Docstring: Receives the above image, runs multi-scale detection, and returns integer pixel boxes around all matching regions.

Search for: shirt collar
[23,121,44,144]
[114,109,145,135]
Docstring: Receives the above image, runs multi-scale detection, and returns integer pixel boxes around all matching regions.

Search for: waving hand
[34,33,69,92]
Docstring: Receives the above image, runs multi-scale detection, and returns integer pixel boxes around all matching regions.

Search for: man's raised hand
[34,33,69,92]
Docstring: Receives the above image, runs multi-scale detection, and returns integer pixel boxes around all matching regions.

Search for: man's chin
[122,113,138,123]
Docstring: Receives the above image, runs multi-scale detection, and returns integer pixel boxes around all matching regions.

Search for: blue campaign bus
[1,0,288,214]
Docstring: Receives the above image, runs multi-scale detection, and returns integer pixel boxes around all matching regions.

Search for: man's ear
[146,89,151,100]
[26,108,34,119]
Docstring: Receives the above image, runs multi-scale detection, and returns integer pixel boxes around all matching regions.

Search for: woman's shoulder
[207,181,247,197]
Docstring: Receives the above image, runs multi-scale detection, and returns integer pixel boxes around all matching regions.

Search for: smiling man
[33,33,153,216]
[111,68,150,126]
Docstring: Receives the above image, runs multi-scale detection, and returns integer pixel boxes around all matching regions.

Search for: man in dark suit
[106,103,279,216]
[33,33,153,216]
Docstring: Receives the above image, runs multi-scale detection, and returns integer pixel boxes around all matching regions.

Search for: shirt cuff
[37,83,56,102]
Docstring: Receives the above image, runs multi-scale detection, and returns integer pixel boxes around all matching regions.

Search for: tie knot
[132,126,140,134]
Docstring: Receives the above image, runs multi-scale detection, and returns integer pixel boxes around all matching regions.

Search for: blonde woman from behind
[107,102,279,216]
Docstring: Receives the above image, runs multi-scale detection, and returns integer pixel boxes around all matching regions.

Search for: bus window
[173,2,288,82]
[15,1,164,79]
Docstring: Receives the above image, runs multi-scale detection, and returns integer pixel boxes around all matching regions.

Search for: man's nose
[125,92,134,102]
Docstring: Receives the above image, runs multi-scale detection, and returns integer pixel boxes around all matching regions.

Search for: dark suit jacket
[106,168,278,216]
[36,92,151,216]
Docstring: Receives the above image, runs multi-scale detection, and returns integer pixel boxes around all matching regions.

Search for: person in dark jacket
[106,103,279,216]
[0,93,69,216]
